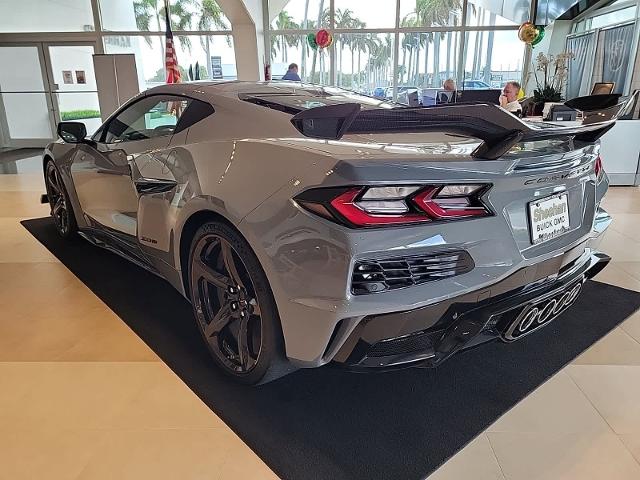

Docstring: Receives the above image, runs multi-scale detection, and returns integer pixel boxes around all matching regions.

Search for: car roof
[144,80,344,99]
[142,81,398,112]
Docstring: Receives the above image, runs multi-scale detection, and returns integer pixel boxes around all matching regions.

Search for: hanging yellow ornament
[518,22,538,44]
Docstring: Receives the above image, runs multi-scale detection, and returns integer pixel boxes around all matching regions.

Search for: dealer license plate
[528,193,570,245]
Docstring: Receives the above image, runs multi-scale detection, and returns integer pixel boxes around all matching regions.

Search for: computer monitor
[455,89,502,105]
[591,82,615,95]
[436,90,455,104]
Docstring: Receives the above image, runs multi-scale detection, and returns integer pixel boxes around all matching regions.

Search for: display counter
[597,120,640,186]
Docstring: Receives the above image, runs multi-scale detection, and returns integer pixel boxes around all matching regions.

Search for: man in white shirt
[499,81,522,115]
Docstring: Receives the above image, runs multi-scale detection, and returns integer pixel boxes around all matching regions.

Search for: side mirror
[57,121,87,143]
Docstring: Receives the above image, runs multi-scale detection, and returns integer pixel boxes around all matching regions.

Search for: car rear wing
[289,102,618,160]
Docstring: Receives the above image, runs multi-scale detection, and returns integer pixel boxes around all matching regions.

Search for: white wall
[0,0,94,32]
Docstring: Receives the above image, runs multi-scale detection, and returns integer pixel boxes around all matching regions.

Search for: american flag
[164,1,181,84]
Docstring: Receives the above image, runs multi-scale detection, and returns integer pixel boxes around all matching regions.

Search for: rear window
[239,85,397,115]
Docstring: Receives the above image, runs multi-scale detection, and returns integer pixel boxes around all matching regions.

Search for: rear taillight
[296,184,492,227]
[594,155,604,179]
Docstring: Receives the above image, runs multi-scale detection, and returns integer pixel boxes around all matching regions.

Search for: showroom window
[399,0,463,27]
[334,33,394,93]
[397,31,462,90]
[270,33,331,84]
[100,0,235,88]
[269,0,329,30]
[463,30,524,88]
[572,1,638,33]
[267,0,525,100]
[104,34,236,89]
[333,0,398,29]
[99,0,230,32]
[465,3,519,26]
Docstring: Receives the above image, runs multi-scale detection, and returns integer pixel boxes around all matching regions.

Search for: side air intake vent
[352,250,474,295]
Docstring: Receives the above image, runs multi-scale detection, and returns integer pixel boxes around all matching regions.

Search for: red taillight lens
[594,155,604,179]
[296,184,492,227]
[330,188,429,226]
[414,185,489,219]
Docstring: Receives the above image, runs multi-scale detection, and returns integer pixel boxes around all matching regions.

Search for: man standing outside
[282,63,302,81]
[499,81,523,115]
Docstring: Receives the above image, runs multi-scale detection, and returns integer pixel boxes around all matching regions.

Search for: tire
[44,160,77,239]
[187,221,290,385]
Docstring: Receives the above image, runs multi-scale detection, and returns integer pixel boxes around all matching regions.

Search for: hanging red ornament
[316,29,331,49]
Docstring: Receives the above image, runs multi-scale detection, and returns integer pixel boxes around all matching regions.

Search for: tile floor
[1,150,639,480]
[0,151,277,479]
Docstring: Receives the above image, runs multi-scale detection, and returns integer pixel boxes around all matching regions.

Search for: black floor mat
[22,217,640,480]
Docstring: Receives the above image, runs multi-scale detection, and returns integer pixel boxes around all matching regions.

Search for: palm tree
[344,20,367,89]
[300,0,311,78]
[334,8,355,85]
[413,0,464,86]
[310,4,329,80]
[399,14,417,85]
[350,25,368,89]
[134,0,197,51]
[197,0,230,78]
[134,0,199,83]
[367,34,392,89]
[271,11,300,62]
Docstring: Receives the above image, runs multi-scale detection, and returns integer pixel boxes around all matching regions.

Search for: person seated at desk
[499,81,522,115]
[437,78,457,103]
[282,63,301,81]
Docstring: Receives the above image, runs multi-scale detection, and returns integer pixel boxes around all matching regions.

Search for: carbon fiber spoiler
[289,102,617,160]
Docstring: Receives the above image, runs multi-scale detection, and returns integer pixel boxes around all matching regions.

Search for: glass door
[43,43,102,136]
[0,44,56,148]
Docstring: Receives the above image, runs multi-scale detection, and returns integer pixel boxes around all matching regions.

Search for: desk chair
[591,82,615,95]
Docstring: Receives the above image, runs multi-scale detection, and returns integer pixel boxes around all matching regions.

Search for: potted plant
[529,51,573,116]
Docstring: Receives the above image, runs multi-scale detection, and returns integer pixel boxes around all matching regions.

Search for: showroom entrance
[0,42,100,149]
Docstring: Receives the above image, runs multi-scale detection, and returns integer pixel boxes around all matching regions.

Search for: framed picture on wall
[62,70,73,84]
[75,70,86,84]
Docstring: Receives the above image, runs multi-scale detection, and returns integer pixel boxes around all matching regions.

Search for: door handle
[134,177,177,195]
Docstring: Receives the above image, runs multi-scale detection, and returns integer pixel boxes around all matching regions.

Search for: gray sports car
[43,81,614,384]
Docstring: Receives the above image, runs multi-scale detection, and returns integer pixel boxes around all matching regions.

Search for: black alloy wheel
[188,222,284,384]
[45,161,77,238]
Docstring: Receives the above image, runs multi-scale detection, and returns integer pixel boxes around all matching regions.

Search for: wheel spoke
[237,315,250,369]
[195,259,230,289]
[204,303,232,338]
[49,169,60,190]
[53,197,64,216]
[221,241,244,288]
[46,167,61,195]
[48,180,60,196]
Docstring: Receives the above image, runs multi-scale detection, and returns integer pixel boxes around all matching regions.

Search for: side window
[104,95,190,143]
[174,99,215,134]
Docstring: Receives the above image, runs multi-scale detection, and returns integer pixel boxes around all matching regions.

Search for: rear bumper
[333,250,610,369]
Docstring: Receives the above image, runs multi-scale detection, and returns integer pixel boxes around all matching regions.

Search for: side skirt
[78,225,160,278]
